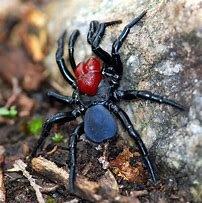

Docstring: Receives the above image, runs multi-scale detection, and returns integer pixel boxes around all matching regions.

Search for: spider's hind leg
[30,110,82,159]
[68,122,84,194]
[109,103,158,183]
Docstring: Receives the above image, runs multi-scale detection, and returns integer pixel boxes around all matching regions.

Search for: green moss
[27,117,43,136]
[45,196,56,203]
[0,106,18,118]
[51,133,64,143]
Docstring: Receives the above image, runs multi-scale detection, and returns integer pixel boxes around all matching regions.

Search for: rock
[44,0,202,200]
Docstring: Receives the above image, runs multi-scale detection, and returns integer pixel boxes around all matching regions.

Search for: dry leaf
[109,148,147,183]
[20,7,48,62]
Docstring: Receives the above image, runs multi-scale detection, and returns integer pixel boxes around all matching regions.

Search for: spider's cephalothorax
[30,11,185,194]
[74,56,103,96]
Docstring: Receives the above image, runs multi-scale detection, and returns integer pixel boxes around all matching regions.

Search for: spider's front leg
[56,31,76,88]
[111,10,147,78]
[109,103,158,183]
[87,20,121,66]
[115,90,185,110]
[30,109,82,159]
[87,20,99,45]
[68,30,80,70]
[68,123,84,193]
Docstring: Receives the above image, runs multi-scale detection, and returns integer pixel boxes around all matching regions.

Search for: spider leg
[56,31,76,89]
[87,20,99,45]
[68,122,84,193]
[47,91,76,105]
[88,20,121,45]
[30,109,82,159]
[111,11,147,78]
[68,30,80,70]
[91,20,122,47]
[115,90,185,111]
[109,103,157,183]
[87,20,121,66]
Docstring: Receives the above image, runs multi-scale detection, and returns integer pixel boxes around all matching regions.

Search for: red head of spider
[74,56,103,96]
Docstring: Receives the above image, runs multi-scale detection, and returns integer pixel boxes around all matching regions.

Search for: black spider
[30,11,184,193]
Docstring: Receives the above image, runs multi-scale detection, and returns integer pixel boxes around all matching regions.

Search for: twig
[46,145,58,155]
[40,184,60,193]
[31,157,144,202]
[11,159,45,203]
[31,157,102,201]
[0,146,6,203]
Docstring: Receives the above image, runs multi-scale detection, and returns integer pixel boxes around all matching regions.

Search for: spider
[30,11,184,193]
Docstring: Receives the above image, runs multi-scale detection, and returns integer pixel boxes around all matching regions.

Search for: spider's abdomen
[84,104,117,143]
[74,57,102,96]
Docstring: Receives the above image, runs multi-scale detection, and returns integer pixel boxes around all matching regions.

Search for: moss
[27,117,43,136]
